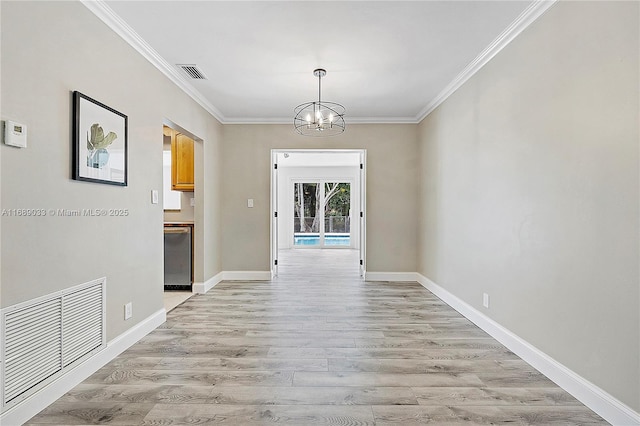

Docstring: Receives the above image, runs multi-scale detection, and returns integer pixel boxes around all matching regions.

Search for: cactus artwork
[86,123,117,169]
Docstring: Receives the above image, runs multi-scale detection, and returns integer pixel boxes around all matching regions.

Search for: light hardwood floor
[27,249,606,425]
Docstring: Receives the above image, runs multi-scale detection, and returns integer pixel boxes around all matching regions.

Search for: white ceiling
[98,1,547,124]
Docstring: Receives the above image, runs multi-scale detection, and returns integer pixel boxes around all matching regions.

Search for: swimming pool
[294,234,350,246]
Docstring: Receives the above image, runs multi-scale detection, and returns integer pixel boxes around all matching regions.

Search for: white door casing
[270,149,366,278]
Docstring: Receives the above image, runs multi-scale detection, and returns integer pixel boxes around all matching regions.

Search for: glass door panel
[324,182,350,247]
[293,182,320,246]
[293,181,351,248]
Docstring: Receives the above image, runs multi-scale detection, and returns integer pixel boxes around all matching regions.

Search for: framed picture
[73,91,127,186]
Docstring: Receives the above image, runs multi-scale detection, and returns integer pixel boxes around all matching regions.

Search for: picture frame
[73,91,127,186]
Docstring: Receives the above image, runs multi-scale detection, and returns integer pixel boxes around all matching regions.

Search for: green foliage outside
[294,182,350,232]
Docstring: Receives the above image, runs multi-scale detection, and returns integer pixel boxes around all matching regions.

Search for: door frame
[162,119,201,290]
[270,149,367,278]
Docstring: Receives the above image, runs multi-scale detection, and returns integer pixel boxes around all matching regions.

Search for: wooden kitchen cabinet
[170,129,194,191]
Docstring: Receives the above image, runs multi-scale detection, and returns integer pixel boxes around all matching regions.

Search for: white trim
[416,273,640,426]
[359,151,367,277]
[0,308,166,426]
[271,150,279,277]
[416,0,558,121]
[197,270,325,289]
[223,116,421,125]
[80,0,225,122]
[194,271,273,291]
[193,271,223,294]
[270,149,367,278]
[364,272,418,282]
[223,271,272,281]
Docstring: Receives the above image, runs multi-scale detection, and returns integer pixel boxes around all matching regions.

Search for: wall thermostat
[4,120,27,148]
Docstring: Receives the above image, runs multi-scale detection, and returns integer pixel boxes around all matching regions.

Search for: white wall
[1,1,222,340]
[418,1,639,411]
[277,165,360,250]
[221,124,419,273]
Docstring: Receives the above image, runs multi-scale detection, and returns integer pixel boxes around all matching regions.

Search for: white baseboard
[0,308,166,426]
[364,271,418,282]
[416,273,640,426]
[193,271,276,294]
[193,271,224,294]
[201,271,417,285]
[223,271,271,281]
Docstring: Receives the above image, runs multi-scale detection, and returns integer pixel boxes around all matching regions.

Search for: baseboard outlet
[222,271,272,281]
[193,271,224,294]
[364,271,418,282]
[416,273,640,426]
[0,308,166,426]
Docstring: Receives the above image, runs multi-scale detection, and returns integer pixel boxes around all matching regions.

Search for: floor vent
[177,64,207,80]
[1,278,106,411]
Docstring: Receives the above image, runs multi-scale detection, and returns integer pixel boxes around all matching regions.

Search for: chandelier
[294,69,345,136]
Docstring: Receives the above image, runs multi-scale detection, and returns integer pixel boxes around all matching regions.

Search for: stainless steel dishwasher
[164,224,192,290]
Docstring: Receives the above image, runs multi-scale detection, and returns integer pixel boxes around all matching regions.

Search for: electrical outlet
[483,293,490,309]
[248,198,254,208]
[124,302,132,320]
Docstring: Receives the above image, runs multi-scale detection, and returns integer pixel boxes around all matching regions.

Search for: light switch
[190,198,196,207]
[248,199,254,208]
[151,190,159,204]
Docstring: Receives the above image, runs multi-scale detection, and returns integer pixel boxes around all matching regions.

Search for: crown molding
[345,116,419,124]
[223,116,420,125]
[80,0,227,123]
[415,0,558,122]
[223,117,295,125]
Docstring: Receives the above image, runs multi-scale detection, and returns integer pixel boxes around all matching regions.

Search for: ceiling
[97,1,546,124]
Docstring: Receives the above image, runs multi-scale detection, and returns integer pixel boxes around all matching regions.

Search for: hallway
[276,248,361,280]
[28,250,605,424]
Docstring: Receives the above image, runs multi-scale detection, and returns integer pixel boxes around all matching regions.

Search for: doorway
[270,149,366,277]
[162,121,199,310]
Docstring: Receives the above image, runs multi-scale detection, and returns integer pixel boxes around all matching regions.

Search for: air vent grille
[1,278,106,411]
[177,64,207,80]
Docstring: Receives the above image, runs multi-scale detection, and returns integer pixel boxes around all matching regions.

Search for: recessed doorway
[270,149,366,278]
[162,121,199,310]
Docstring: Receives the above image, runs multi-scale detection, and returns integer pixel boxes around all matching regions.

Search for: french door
[293,181,351,248]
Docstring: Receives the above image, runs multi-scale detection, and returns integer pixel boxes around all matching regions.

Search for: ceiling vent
[177,64,207,80]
